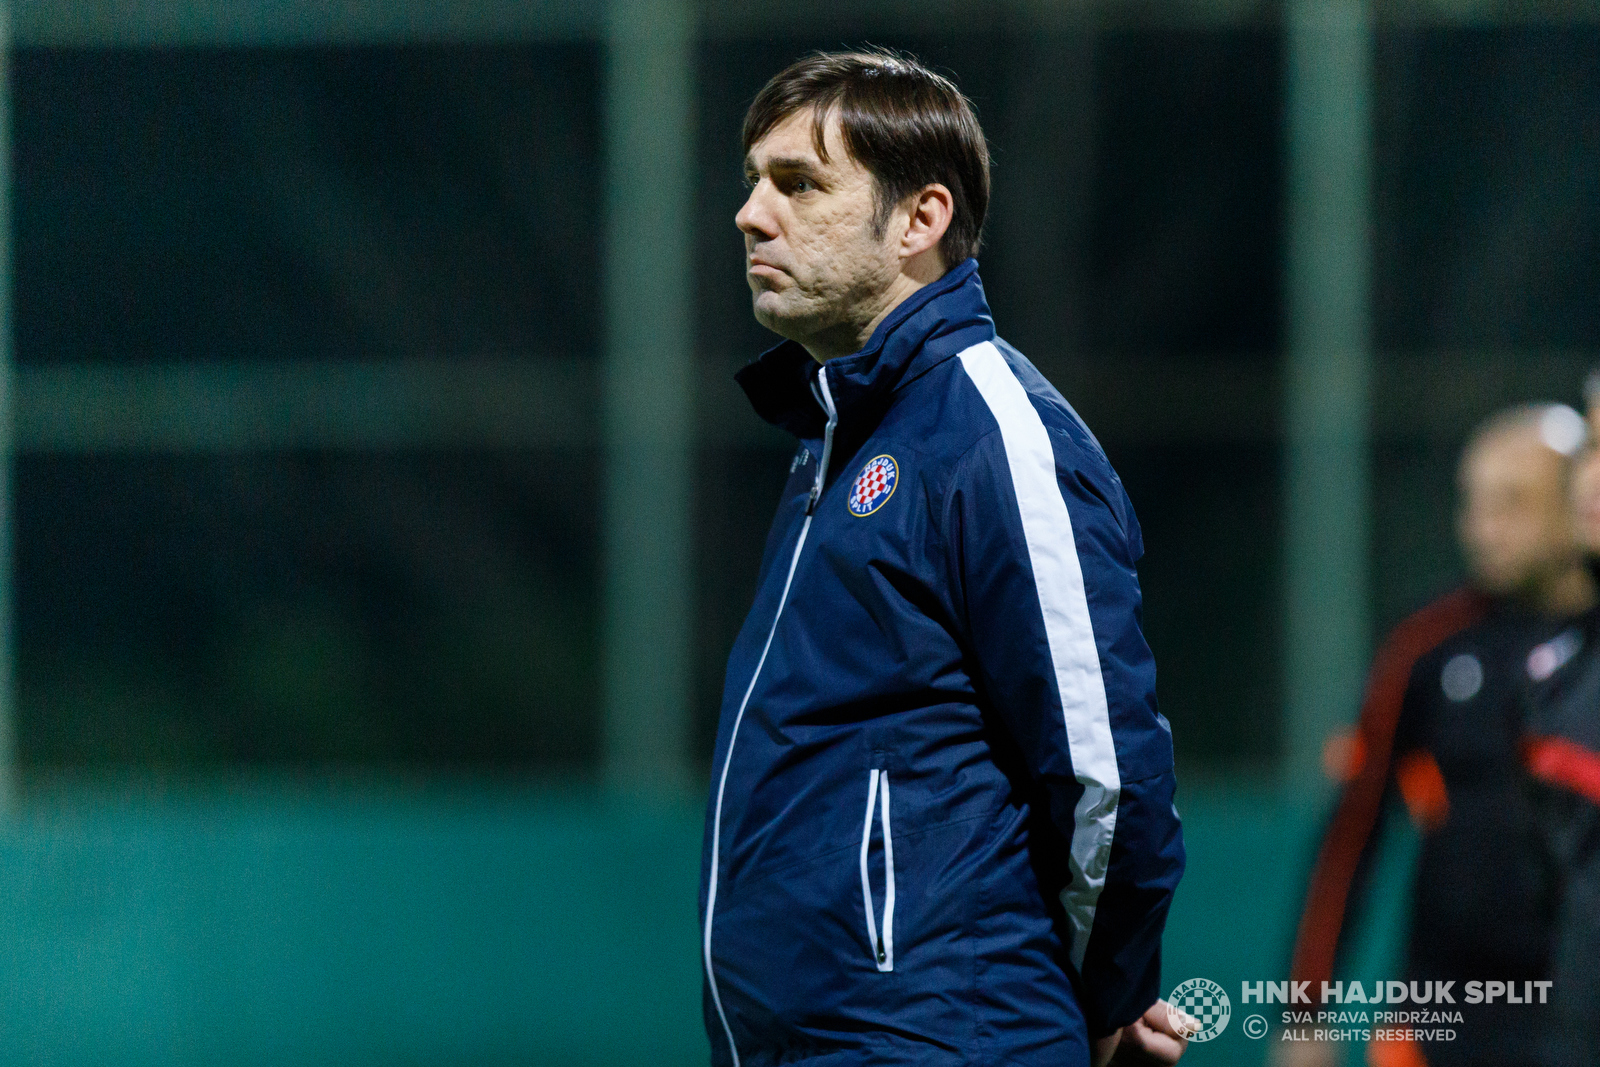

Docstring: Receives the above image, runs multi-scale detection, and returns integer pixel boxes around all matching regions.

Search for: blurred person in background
[700,51,1188,1067]
[1585,371,1600,442]
[1277,404,1592,1067]
[1520,412,1600,1067]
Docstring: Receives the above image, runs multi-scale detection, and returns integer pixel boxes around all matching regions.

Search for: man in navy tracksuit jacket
[701,52,1187,1067]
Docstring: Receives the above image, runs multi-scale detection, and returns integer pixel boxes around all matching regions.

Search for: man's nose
[736,182,778,239]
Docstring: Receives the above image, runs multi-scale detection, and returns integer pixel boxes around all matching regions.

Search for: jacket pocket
[858,768,896,972]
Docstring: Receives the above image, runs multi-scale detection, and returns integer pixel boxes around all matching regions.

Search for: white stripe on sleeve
[957,340,1122,971]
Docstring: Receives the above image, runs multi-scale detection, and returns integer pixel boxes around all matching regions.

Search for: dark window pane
[1111,442,1282,770]
[1374,27,1600,352]
[14,45,602,365]
[1088,30,1283,359]
[18,451,600,769]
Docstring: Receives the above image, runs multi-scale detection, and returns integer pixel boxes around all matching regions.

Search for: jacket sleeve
[1287,679,1413,989]
[1287,590,1483,990]
[944,417,1183,1038]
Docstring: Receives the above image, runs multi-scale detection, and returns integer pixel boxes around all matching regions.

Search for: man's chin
[751,294,810,340]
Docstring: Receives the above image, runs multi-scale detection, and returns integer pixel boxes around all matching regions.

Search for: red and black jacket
[1522,605,1600,1065]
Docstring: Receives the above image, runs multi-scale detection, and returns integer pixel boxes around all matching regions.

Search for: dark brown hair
[742,49,991,267]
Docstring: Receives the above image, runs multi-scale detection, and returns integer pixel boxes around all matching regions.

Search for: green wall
[0,780,1410,1066]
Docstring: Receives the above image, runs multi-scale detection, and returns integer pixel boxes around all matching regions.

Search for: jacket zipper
[703,365,837,1067]
[859,768,897,971]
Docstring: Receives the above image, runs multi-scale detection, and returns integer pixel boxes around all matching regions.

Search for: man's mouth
[747,259,789,287]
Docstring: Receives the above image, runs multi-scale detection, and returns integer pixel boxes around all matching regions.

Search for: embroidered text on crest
[848,455,899,516]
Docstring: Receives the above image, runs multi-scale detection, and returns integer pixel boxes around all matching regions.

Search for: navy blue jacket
[700,261,1185,1067]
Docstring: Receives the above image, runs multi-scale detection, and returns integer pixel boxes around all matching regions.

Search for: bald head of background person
[1457,403,1592,615]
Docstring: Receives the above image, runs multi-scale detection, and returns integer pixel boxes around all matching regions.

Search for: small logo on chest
[848,455,899,516]
[1527,628,1583,681]
[1440,653,1483,702]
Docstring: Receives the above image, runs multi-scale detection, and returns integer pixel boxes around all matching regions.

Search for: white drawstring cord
[808,368,838,515]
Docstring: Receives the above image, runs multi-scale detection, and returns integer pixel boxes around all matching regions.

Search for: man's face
[1457,428,1577,595]
[1570,446,1600,554]
[737,109,903,355]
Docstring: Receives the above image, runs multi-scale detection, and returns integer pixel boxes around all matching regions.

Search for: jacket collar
[735,258,995,441]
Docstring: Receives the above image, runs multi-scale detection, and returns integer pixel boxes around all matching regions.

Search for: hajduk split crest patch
[848,455,898,516]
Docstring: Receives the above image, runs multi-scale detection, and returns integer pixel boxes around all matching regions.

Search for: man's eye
[793,178,814,193]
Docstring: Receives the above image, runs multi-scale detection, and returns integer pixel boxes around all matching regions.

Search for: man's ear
[900,183,954,263]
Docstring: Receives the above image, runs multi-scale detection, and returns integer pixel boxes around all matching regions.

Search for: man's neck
[803,254,950,364]
[804,273,927,365]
